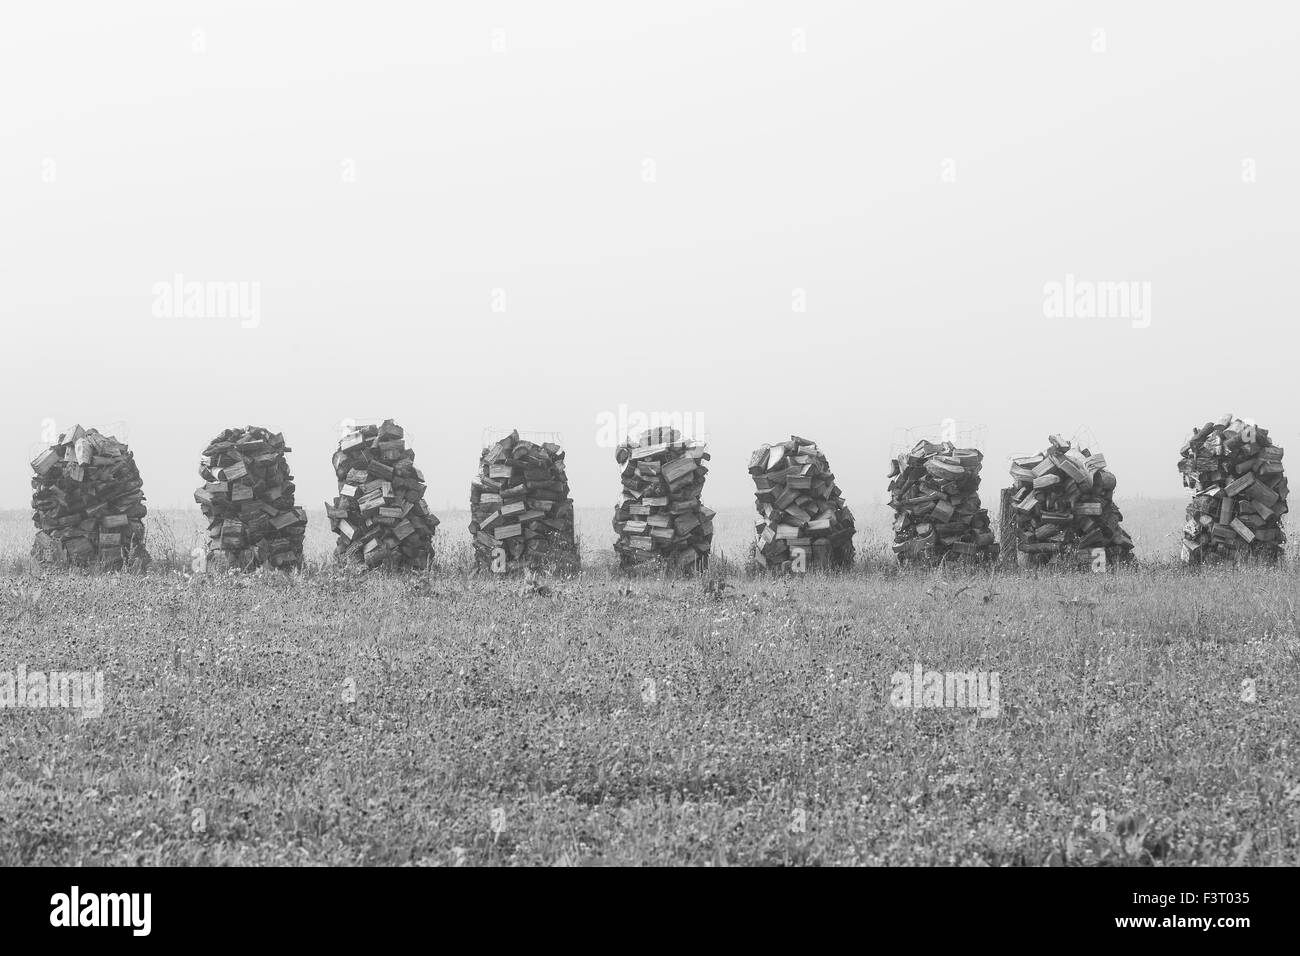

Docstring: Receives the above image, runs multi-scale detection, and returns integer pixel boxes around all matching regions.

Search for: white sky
[2,1,1297,514]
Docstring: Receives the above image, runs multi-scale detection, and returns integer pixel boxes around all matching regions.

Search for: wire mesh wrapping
[327,419,439,569]
[470,429,577,572]
[888,436,998,564]
[30,425,150,570]
[1178,414,1287,564]
[1005,434,1133,568]
[749,435,855,570]
[195,426,306,570]
[613,427,714,572]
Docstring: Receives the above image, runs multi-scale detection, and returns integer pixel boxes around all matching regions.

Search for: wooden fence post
[998,486,1017,567]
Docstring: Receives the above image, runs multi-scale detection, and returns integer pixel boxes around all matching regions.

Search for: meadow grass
[1,508,1296,865]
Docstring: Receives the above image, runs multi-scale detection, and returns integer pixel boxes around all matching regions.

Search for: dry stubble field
[1,507,1298,866]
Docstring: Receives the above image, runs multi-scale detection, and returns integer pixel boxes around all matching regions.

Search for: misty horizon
[4,2,1297,517]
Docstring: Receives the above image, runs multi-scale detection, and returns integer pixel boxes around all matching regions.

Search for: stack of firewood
[1005,435,1133,567]
[749,435,855,570]
[195,426,306,570]
[30,425,150,569]
[470,430,577,571]
[613,427,714,571]
[888,440,998,563]
[326,419,439,569]
[1178,414,1287,564]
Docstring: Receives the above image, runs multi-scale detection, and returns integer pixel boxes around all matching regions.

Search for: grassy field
[2,507,1297,866]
